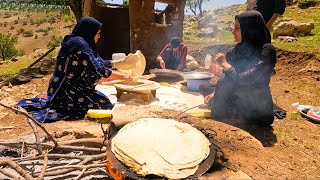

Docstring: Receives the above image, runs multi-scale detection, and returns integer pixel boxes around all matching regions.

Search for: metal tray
[297,105,320,123]
[149,69,182,78]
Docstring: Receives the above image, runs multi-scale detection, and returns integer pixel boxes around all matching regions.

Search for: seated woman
[205,11,276,127]
[17,17,133,122]
[156,37,188,71]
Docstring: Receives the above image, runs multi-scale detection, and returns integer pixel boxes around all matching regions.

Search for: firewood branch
[0,102,58,147]
[27,117,43,154]
[37,151,49,180]
[0,141,105,153]
[33,153,106,177]
[0,168,23,179]
[0,159,33,180]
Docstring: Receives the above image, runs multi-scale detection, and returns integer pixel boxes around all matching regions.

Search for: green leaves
[47,35,63,49]
[0,33,19,61]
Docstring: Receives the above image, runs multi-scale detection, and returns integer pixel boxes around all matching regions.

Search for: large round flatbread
[117,50,146,77]
[111,118,210,179]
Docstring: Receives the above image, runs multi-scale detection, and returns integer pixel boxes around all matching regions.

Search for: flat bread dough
[111,118,210,179]
[117,50,146,77]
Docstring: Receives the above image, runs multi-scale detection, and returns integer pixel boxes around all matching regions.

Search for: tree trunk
[69,0,84,22]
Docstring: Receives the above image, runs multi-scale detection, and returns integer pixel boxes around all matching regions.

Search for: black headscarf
[59,17,102,57]
[235,11,271,46]
[228,11,271,72]
[170,37,181,48]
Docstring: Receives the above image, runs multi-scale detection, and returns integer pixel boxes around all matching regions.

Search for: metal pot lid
[181,72,213,80]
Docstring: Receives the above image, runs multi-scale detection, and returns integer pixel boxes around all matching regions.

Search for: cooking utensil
[181,71,213,80]
[149,68,182,78]
[104,135,216,180]
[180,72,213,92]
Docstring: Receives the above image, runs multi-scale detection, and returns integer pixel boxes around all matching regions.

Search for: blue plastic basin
[187,78,211,92]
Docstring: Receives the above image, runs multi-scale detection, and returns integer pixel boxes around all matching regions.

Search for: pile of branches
[0,102,113,180]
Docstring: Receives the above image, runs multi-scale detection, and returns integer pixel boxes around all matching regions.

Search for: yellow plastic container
[87,109,113,124]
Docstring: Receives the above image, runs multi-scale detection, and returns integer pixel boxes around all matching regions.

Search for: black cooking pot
[14,75,32,83]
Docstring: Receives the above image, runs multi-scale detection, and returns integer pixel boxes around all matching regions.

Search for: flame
[105,160,126,180]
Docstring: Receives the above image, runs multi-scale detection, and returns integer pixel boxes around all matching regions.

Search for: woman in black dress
[205,11,276,127]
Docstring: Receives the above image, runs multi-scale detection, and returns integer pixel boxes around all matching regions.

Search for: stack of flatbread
[111,118,210,179]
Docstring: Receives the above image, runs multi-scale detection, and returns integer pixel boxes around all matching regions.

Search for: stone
[197,28,216,38]
[186,55,199,70]
[273,20,315,37]
[198,12,217,29]
[277,36,297,42]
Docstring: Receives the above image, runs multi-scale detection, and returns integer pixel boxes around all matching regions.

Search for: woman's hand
[204,92,214,105]
[159,59,166,69]
[214,53,232,71]
[111,70,132,80]
[214,53,226,66]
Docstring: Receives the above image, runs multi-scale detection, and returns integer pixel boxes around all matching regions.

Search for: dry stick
[20,141,25,160]
[75,164,106,180]
[27,118,43,154]
[59,138,105,146]
[14,153,86,162]
[0,102,58,147]
[37,151,48,180]
[0,141,103,153]
[27,47,56,69]
[81,169,107,178]
[33,153,106,177]
[0,159,33,180]
[0,168,23,180]
[174,103,207,118]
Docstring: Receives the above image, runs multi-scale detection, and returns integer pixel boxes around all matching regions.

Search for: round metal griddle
[149,69,182,78]
[105,137,216,180]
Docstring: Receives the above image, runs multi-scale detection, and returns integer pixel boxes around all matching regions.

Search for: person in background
[17,17,134,122]
[205,11,276,127]
[156,37,188,71]
[247,0,286,31]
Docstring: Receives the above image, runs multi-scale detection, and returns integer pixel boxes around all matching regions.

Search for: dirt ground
[0,43,320,179]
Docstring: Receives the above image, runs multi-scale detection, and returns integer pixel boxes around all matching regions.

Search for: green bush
[35,18,47,26]
[0,33,20,60]
[35,28,48,34]
[64,14,75,23]
[35,34,38,39]
[14,20,18,24]
[47,35,63,49]
[298,0,319,8]
[23,30,34,37]
[17,28,25,35]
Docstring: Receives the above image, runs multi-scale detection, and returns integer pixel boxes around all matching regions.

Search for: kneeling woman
[17,17,131,122]
[206,11,276,127]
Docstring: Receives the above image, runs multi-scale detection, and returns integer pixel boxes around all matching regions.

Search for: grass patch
[273,5,320,58]
[0,57,34,79]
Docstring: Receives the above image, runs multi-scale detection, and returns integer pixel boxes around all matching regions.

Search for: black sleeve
[224,44,276,84]
[274,0,286,15]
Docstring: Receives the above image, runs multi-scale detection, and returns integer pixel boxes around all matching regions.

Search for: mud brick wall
[129,0,185,70]
[84,0,185,71]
